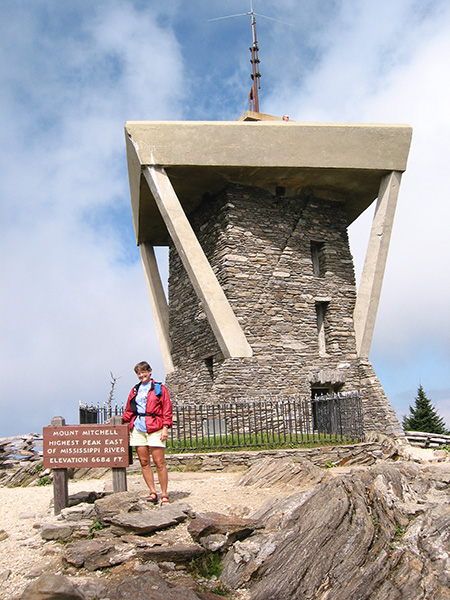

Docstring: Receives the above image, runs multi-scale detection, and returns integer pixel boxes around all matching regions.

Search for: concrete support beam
[354,171,402,358]
[140,244,174,374]
[143,165,253,359]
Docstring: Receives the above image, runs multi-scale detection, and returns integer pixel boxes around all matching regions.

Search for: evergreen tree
[402,385,448,434]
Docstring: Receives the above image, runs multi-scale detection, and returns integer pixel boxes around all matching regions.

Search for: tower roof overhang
[125,120,412,246]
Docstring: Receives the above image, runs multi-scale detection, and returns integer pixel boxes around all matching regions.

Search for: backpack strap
[137,411,160,418]
[133,381,162,397]
[131,381,163,417]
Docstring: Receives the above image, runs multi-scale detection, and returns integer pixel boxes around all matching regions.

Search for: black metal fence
[80,392,364,450]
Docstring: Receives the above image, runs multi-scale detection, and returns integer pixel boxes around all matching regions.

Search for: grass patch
[189,551,223,579]
[371,514,381,528]
[389,523,407,549]
[395,524,405,538]
[165,433,359,454]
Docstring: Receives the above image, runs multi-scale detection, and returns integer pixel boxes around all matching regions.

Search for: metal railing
[80,392,364,450]
[312,392,365,441]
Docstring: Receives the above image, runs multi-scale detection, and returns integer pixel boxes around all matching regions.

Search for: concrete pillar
[143,165,253,359]
[140,244,174,374]
[354,171,402,358]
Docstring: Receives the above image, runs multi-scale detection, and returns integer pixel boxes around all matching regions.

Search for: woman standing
[122,361,173,504]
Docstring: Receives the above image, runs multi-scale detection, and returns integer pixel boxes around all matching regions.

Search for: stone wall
[166,183,401,436]
[162,442,387,471]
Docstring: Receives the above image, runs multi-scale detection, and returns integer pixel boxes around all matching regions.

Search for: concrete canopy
[125,120,412,246]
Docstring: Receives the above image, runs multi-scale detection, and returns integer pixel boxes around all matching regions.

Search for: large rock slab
[19,573,86,599]
[64,538,136,571]
[19,571,225,600]
[94,491,193,534]
[220,462,450,600]
[109,503,192,534]
[94,491,144,523]
[40,522,74,541]
[239,455,328,489]
[135,542,205,563]
[221,533,279,589]
[68,490,105,507]
[61,502,96,522]
[188,511,261,550]
[106,572,221,600]
[250,487,315,532]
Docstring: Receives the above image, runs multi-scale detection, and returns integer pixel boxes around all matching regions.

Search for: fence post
[110,415,127,492]
[50,416,69,515]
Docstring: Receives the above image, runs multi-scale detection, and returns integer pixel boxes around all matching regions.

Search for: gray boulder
[61,502,96,522]
[109,503,192,534]
[72,577,110,600]
[106,571,220,600]
[221,462,450,600]
[68,490,105,506]
[94,491,144,523]
[188,511,261,549]
[135,542,205,563]
[239,455,328,489]
[40,522,73,541]
[64,538,136,571]
[19,573,86,599]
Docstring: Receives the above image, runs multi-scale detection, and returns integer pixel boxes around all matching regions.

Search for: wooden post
[50,416,69,515]
[111,416,128,492]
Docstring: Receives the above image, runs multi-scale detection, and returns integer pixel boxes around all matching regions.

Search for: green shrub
[189,551,223,579]
[87,520,105,539]
[37,475,52,486]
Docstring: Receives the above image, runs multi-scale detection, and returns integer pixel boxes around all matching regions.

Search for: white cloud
[0,1,185,436]
[1,0,450,436]
[262,0,450,424]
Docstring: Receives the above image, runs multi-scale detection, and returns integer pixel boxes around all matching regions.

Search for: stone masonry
[165,183,402,436]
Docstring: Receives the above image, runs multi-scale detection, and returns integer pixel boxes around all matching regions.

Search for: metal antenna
[209,1,290,113]
[249,3,260,112]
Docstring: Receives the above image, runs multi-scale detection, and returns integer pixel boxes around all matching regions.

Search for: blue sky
[1,0,449,437]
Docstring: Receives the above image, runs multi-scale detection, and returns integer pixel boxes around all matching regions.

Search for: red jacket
[122,380,173,434]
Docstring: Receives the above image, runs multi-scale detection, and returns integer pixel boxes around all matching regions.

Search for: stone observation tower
[124,113,412,436]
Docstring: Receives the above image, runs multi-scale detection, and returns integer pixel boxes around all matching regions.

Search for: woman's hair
[134,361,152,373]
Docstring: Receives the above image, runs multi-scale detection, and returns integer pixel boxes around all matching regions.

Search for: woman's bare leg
[136,446,157,494]
[150,447,168,498]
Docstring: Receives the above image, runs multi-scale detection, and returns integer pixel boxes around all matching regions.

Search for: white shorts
[129,427,166,448]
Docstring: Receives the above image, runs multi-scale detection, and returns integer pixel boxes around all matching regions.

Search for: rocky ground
[0,467,287,599]
[1,440,450,600]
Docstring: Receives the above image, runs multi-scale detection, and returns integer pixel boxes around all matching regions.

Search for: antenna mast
[209,1,290,113]
[249,6,261,112]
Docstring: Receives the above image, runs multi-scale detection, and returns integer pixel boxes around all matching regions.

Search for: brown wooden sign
[43,424,130,469]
